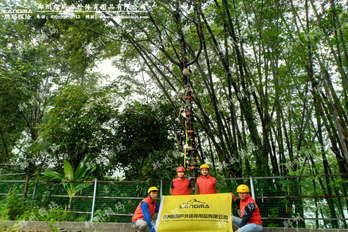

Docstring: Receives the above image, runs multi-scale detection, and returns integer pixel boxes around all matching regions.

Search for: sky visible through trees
[0,0,347,185]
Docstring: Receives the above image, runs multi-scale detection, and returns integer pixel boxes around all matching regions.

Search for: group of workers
[132,164,262,232]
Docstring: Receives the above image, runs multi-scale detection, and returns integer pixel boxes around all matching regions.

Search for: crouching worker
[132,187,159,232]
[231,184,262,232]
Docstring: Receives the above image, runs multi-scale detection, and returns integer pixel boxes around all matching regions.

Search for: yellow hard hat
[200,164,210,169]
[236,184,249,193]
[183,68,193,76]
[148,187,159,193]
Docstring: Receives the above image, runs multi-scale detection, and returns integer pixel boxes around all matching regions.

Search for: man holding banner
[231,184,263,232]
[194,164,221,194]
[132,187,160,232]
[170,167,193,195]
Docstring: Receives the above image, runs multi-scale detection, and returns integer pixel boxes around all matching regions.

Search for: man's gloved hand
[150,228,156,232]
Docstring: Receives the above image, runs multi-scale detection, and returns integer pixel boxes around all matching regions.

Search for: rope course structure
[173,1,203,189]
[182,62,198,188]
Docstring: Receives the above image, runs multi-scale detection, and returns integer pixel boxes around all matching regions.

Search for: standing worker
[230,184,263,232]
[195,164,220,194]
[132,187,159,232]
[170,167,193,195]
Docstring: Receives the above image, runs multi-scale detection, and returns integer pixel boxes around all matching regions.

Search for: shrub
[0,191,25,220]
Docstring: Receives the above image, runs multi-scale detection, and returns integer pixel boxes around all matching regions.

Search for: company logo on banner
[179,199,210,209]
[155,193,233,232]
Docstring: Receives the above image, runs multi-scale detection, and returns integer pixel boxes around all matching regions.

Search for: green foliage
[0,191,25,220]
[141,150,183,182]
[42,156,95,209]
[38,83,118,177]
[45,220,59,232]
[20,205,84,222]
[267,223,280,228]
[92,209,110,222]
[64,160,75,181]
[107,101,182,180]
[0,9,58,166]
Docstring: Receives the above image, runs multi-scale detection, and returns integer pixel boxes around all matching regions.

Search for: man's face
[238,192,248,200]
[149,191,158,200]
[201,168,209,176]
[177,171,185,178]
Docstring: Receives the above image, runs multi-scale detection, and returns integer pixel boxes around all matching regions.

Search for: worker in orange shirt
[170,167,192,195]
[194,164,220,194]
[132,187,159,232]
[231,184,262,232]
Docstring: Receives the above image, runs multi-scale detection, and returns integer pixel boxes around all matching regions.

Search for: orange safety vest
[240,194,262,226]
[132,196,157,223]
[172,177,191,195]
[196,174,216,194]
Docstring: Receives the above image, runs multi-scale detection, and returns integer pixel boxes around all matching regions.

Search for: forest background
[0,0,348,218]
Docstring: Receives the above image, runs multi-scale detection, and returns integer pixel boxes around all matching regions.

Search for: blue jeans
[232,216,263,232]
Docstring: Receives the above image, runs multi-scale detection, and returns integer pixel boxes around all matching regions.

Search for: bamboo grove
[108,1,348,225]
[103,0,348,179]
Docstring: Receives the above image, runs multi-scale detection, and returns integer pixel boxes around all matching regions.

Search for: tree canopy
[0,0,347,183]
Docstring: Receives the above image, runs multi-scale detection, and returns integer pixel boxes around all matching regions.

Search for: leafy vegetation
[0,0,348,228]
[42,156,95,209]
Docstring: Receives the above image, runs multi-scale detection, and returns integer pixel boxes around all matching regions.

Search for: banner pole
[91,178,98,221]
[160,179,163,197]
[250,175,255,200]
